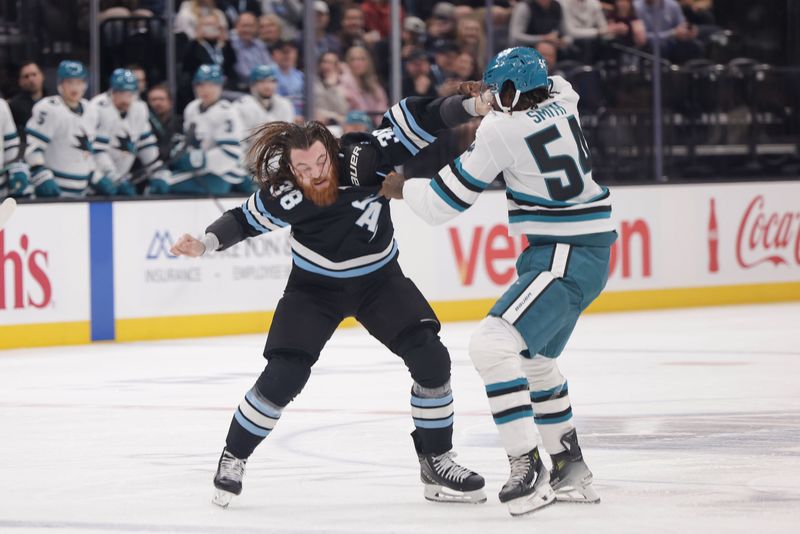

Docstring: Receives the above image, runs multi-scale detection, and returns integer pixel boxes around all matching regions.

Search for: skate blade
[212,489,236,508]
[554,484,601,504]
[424,485,487,504]
[507,485,556,517]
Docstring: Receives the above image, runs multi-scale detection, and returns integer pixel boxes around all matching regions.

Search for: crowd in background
[4,0,784,199]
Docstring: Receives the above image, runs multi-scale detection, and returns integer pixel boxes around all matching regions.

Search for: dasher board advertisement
[0,202,91,348]
[390,181,800,306]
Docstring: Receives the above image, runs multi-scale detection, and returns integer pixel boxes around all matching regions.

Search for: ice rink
[1,303,799,534]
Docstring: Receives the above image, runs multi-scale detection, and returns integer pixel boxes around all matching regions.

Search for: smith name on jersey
[25,96,96,196]
[403,76,616,247]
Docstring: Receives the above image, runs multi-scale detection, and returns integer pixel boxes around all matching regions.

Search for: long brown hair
[247,121,340,193]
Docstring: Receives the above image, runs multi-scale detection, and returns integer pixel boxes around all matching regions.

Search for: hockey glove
[92,175,117,196]
[116,180,137,197]
[171,149,205,174]
[34,179,62,198]
[148,169,172,195]
[7,162,30,195]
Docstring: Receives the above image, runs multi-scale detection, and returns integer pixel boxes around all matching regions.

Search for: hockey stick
[0,197,17,230]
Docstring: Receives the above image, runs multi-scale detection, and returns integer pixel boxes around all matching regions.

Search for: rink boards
[2,181,799,348]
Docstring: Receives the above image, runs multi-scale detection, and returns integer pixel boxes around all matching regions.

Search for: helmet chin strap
[494,89,522,114]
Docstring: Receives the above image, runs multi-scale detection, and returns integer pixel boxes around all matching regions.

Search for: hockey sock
[519,354,574,455]
[410,381,454,455]
[225,387,284,459]
[469,317,538,457]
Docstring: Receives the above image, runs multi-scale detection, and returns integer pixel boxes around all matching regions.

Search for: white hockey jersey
[403,76,615,244]
[235,93,295,145]
[25,96,97,196]
[88,93,161,184]
[182,98,247,184]
[1,98,21,192]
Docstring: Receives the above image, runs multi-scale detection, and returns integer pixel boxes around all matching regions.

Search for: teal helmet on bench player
[193,64,225,85]
[482,47,549,112]
[109,68,138,92]
[57,60,88,83]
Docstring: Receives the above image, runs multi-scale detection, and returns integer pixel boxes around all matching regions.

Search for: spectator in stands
[456,15,487,73]
[182,14,238,89]
[535,40,559,70]
[428,2,457,41]
[313,52,349,126]
[99,0,154,22]
[677,0,719,41]
[261,0,302,41]
[138,0,165,16]
[452,52,478,82]
[271,39,305,117]
[634,0,703,63]
[361,0,402,39]
[174,0,228,40]
[339,6,380,52]
[341,45,388,125]
[258,14,283,49]
[429,39,460,93]
[402,49,437,98]
[216,0,262,27]
[125,63,148,96]
[231,11,274,88]
[8,62,46,144]
[373,15,427,85]
[509,0,570,51]
[313,1,341,56]
[342,110,374,134]
[561,0,612,62]
[607,0,647,54]
[146,84,180,164]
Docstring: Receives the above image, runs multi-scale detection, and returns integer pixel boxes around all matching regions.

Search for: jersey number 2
[525,116,592,202]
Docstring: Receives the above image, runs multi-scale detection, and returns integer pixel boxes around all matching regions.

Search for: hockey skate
[549,429,600,504]
[412,431,486,504]
[212,448,247,508]
[498,447,556,517]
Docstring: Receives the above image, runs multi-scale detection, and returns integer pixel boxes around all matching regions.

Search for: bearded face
[288,140,339,207]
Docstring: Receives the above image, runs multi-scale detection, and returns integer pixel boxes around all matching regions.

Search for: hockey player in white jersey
[89,69,172,196]
[381,47,616,516]
[24,60,115,197]
[168,65,249,195]
[0,98,29,197]
[235,65,296,146]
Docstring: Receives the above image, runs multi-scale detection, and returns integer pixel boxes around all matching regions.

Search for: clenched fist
[170,234,206,257]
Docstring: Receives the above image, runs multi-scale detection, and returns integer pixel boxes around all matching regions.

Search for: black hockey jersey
[206,94,475,279]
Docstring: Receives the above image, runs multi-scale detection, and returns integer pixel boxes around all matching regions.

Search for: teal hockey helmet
[109,68,138,92]
[249,64,277,84]
[482,47,548,112]
[57,60,88,83]
[193,64,225,85]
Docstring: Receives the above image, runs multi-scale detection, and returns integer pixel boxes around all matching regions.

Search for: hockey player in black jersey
[170,90,492,507]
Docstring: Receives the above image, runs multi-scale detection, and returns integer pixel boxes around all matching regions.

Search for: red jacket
[360,0,404,39]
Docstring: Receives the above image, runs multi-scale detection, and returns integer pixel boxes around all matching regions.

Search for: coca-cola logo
[0,231,52,310]
[736,195,800,269]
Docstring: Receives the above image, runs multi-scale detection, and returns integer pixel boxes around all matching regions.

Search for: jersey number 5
[525,116,592,202]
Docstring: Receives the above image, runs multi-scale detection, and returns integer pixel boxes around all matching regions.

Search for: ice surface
[1,304,799,534]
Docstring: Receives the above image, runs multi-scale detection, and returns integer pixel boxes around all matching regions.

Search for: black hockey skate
[498,447,556,516]
[412,431,486,504]
[212,448,247,508]
[549,429,600,503]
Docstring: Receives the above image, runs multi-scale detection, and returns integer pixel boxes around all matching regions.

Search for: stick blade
[0,197,17,229]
